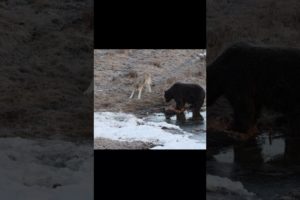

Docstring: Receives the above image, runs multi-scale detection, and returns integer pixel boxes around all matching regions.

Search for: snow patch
[0,137,93,200]
[207,174,256,198]
[94,112,206,149]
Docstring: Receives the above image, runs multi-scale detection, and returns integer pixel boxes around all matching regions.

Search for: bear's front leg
[173,99,186,121]
[176,112,186,122]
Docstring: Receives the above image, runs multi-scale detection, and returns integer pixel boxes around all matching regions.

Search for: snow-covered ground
[0,137,93,200]
[207,174,258,200]
[94,112,206,149]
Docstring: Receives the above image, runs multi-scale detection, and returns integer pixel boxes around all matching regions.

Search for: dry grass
[207,0,300,63]
[0,0,93,138]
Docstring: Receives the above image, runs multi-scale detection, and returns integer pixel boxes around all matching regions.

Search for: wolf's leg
[129,90,135,99]
[147,84,152,93]
[137,86,143,99]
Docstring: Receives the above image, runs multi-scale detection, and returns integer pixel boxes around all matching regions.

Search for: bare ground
[207,0,300,63]
[94,137,155,149]
[0,0,93,139]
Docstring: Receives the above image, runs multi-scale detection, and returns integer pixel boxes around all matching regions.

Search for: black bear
[207,42,300,135]
[164,82,205,120]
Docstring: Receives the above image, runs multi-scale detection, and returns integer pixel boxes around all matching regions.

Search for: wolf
[129,73,152,99]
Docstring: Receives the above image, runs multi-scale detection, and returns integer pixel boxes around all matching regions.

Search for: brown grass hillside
[0,0,93,138]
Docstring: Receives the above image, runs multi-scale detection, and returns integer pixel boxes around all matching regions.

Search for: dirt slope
[0,0,93,138]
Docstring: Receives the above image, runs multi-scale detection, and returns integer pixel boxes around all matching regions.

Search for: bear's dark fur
[164,82,205,120]
[207,43,300,135]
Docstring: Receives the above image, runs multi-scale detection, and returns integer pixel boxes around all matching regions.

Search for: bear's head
[164,90,172,102]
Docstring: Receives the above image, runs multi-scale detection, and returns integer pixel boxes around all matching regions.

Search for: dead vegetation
[0,0,93,138]
[207,0,300,63]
